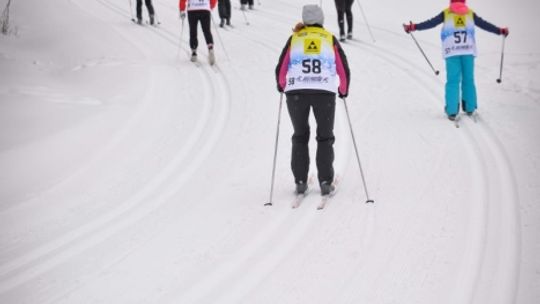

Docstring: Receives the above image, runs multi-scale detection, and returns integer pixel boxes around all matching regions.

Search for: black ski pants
[188,11,214,51]
[136,0,155,20]
[286,93,336,185]
[334,0,354,35]
[218,0,232,20]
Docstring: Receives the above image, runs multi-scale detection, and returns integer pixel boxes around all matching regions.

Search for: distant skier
[403,0,509,121]
[275,5,350,195]
[179,0,217,64]
[240,0,254,11]
[334,0,355,42]
[136,0,155,25]
[218,0,232,27]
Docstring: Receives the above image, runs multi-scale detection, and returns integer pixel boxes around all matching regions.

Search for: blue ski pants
[445,55,477,115]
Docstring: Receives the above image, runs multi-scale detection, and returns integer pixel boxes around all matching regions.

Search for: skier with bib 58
[275,5,350,196]
[403,0,509,121]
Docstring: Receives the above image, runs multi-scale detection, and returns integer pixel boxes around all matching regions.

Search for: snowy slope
[0,0,539,303]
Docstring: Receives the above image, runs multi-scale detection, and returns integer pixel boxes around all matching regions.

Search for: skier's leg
[226,0,232,24]
[312,94,336,184]
[345,0,354,36]
[145,0,155,16]
[188,12,199,51]
[136,0,143,21]
[445,56,461,116]
[286,94,312,184]
[200,11,214,49]
[461,55,478,113]
[334,1,346,37]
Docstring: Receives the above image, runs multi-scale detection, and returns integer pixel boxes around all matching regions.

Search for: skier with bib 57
[403,0,509,121]
[275,5,350,196]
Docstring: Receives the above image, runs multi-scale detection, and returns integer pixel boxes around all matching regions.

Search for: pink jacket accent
[334,45,348,96]
[277,48,291,91]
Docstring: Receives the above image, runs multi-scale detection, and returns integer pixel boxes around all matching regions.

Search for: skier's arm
[474,13,504,35]
[275,37,292,92]
[415,12,444,31]
[333,38,350,97]
[179,0,186,11]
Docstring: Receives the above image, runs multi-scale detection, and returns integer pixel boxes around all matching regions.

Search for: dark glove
[500,27,509,37]
[277,84,284,93]
[338,92,348,99]
[179,11,186,20]
[403,22,416,33]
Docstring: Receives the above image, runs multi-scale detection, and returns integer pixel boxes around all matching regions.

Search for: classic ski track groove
[0,0,232,294]
[0,2,522,303]
[348,36,521,303]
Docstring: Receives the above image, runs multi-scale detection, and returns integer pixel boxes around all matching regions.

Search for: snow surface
[1,0,539,303]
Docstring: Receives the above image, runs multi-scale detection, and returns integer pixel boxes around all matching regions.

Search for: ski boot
[136,17,143,25]
[295,181,308,195]
[208,48,215,65]
[339,33,346,42]
[320,181,335,195]
[149,14,155,25]
[219,19,225,28]
[347,31,353,40]
[190,50,198,62]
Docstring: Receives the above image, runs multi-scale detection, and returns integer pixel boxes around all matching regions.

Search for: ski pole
[177,17,185,59]
[211,15,231,61]
[241,7,250,25]
[128,0,135,20]
[265,93,284,206]
[496,36,506,83]
[342,97,374,204]
[408,28,440,76]
[356,1,376,43]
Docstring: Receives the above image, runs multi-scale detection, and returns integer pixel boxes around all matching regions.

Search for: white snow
[1,0,539,303]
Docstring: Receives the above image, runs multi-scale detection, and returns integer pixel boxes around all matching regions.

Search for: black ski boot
[320,181,335,195]
[295,181,308,195]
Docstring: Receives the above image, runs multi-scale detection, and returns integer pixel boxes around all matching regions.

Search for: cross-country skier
[136,0,155,25]
[240,0,254,11]
[334,0,355,42]
[218,0,232,27]
[403,0,509,121]
[275,5,350,195]
[179,0,217,64]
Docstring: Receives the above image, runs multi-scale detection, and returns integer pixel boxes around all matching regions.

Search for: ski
[453,114,461,128]
[316,178,339,210]
[291,175,314,208]
[146,20,161,26]
[291,192,308,208]
[317,190,337,210]
[467,112,479,123]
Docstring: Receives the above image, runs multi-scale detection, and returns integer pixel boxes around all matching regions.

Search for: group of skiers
[135,0,509,197]
[276,0,508,196]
